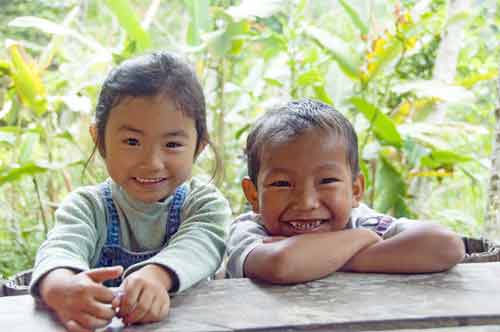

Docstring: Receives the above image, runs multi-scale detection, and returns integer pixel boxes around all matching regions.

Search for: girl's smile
[98,94,200,203]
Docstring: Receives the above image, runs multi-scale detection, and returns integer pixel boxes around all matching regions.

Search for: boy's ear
[242,176,259,213]
[89,124,98,145]
[351,173,365,208]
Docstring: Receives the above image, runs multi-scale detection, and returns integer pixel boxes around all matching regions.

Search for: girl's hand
[40,266,123,332]
[117,264,171,325]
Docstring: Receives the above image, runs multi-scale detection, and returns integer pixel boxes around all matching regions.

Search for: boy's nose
[294,186,320,210]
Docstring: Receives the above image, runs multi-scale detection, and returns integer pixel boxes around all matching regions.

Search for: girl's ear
[351,173,365,208]
[194,139,207,160]
[242,177,259,213]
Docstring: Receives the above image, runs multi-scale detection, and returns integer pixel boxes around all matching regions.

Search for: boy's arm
[244,228,381,284]
[341,222,465,273]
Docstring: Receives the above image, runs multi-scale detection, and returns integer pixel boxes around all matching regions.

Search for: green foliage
[0,0,498,278]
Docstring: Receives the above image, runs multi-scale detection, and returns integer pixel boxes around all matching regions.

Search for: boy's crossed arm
[244,228,380,284]
[341,222,465,273]
[243,223,465,284]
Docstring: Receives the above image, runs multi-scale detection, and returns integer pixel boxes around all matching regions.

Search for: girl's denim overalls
[95,182,187,286]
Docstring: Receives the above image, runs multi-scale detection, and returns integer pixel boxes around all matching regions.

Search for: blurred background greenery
[0,0,499,278]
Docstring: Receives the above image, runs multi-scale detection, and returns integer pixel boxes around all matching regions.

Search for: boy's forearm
[244,228,380,284]
[342,223,465,273]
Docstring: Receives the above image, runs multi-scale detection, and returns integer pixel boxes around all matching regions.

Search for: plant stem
[33,177,49,236]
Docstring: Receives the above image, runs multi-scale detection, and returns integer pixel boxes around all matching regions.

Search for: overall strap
[167,184,188,238]
[98,182,121,245]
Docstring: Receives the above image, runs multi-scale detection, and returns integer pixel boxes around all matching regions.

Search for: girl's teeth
[289,220,322,230]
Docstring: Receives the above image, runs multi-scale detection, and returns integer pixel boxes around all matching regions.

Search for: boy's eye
[320,177,339,184]
[124,138,139,146]
[165,142,182,148]
[270,180,291,187]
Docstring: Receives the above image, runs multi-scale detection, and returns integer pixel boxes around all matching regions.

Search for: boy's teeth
[289,220,322,230]
[136,177,163,183]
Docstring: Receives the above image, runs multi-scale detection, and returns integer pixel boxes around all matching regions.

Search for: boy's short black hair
[245,98,359,185]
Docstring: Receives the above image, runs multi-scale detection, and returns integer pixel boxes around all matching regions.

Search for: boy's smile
[97,94,200,203]
[242,128,364,237]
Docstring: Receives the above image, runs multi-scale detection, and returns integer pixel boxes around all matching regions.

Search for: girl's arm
[122,180,231,292]
[341,223,465,273]
[244,228,381,284]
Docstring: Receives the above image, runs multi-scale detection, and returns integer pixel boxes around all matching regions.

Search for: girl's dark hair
[87,52,221,179]
[245,98,359,186]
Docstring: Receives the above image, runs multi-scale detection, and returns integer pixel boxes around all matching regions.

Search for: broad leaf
[185,0,209,45]
[350,97,403,148]
[374,155,412,217]
[0,163,48,186]
[6,40,47,116]
[338,0,368,35]
[304,26,360,80]
[18,133,40,164]
[420,150,472,169]
[104,0,151,52]
[392,80,474,102]
[226,0,287,21]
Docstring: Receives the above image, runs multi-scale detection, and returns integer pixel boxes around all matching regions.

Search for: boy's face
[242,128,364,236]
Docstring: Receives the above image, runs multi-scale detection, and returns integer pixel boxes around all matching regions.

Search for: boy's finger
[85,266,123,283]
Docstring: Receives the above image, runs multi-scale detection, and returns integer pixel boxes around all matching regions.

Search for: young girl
[29,52,231,332]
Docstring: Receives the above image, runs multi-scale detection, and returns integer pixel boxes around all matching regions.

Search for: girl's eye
[165,142,182,148]
[124,138,139,146]
[320,178,339,184]
[270,180,291,187]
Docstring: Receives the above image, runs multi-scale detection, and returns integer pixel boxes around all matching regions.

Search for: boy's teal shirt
[30,177,231,296]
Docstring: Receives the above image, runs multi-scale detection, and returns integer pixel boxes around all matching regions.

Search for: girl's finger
[118,281,142,318]
[65,319,92,332]
[72,311,111,330]
[124,291,155,325]
[82,301,117,321]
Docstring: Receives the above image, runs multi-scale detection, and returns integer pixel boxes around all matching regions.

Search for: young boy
[226,99,465,283]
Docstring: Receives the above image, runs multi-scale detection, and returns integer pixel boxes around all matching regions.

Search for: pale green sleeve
[123,180,231,293]
[29,186,107,297]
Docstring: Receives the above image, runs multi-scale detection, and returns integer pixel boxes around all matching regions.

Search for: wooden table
[1,263,499,332]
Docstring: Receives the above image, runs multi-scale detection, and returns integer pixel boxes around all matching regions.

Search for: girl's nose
[141,147,164,170]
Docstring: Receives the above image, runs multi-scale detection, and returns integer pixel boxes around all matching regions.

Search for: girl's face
[96,94,202,203]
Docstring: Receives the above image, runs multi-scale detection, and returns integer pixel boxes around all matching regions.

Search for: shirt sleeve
[351,203,422,239]
[225,212,268,279]
[29,187,105,298]
[123,180,231,293]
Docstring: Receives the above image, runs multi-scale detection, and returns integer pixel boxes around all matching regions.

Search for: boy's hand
[40,266,123,332]
[262,236,287,243]
[116,264,171,325]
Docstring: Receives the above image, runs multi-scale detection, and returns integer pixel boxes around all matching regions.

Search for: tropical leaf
[338,0,368,35]
[226,0,287,21]
[392,80,475,102]
[304,26,360,80]
[185,0,210,45]
[104,0,151,52]
[420,150,472,169]
[350,97,403,148]
[374,155,412,217]
[6,40,47,116]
